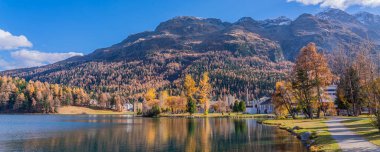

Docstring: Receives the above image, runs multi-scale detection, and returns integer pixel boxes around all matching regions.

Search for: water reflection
[0,115,306,152]
[234,119,248,135]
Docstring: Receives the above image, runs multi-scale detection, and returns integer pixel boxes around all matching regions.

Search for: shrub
[143,105,161,117]
[373,110,380,132]
[233,101,240,112]
[136,108,142,115]
[239,101,246,112]
[233,101,246,112]
[187,97,196,115]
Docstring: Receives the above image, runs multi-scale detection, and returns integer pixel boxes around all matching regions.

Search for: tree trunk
[317,107,321,118]
[291,108,296,119]
[368,104,372,115]
[310,106,314,119]
[305,106,313,119]
[290,110,296,119]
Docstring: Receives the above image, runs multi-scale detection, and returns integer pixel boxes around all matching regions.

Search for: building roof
[260,98,272,105]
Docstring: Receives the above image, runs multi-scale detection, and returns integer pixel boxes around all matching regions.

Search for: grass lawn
[340,116,380,146]
[263,119,341,152]
[160,112,274,118]
[57,106,134,115]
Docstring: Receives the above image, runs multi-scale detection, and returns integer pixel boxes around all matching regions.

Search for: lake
[0,115,307,152]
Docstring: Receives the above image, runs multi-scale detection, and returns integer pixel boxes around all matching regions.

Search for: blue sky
[0,0,379,70]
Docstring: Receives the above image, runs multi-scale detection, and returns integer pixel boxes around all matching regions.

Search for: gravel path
[326,118,380,152]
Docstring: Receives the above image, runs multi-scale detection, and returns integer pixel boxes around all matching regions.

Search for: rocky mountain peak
[316,8,358,23]
[236,17,257,23]
[155,16,230,36]
[234,17,262,29]
[262,16,292,26]
[354,11,380,25]
[293,13,320,25]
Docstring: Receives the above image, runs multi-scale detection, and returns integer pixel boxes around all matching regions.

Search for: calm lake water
[0,115,306,152]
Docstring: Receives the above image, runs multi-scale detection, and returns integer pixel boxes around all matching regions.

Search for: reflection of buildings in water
[124,118,132,132]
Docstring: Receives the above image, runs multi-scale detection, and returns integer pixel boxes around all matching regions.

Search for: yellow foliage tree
[160,90,169,109]
[184,74,197,98]
[273,81,294,119]
[99,93,109,108]
[199,72,211,114]
[145,88,158,107]
[13,93,25,110]
[166,96,187,113]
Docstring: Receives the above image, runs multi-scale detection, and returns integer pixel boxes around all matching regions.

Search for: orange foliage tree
[290,43,333,119]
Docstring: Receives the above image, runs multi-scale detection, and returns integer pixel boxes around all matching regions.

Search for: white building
[246,97,273,114]
[258,98,273,114]
[323,85,337,103]
[89,99,98,106]
[124,103,133,111]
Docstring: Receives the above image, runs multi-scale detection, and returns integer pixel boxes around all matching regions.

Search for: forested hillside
[0,76,127,113]
[1,9,380,102]
[0,76,86,113]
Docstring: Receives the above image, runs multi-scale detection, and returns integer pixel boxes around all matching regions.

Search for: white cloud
[287,0,380,9]
[0,49,83,70]
[9,49,83,68]
[0,28,84,71]
[0,29,32,50]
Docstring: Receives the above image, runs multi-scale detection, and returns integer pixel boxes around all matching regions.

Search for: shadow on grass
[341,117,380,146]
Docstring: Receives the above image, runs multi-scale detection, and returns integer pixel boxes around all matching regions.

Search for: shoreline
[260,119,341,152]
[56,106,133,115]
[159,113,275,118]
[0,111,275,119]
[258,120,312,150]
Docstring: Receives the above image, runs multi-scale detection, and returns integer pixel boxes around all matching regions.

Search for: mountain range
[2,9,380,100]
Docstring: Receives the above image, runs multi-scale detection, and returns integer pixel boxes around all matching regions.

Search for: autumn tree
[353,47,378,115]
[99,93,109,108]
[199,72,211,115]
[160,90,169,109]
[72,88,89,106]
[273,81,296,119]
[46,93,54,113]
[369,78,380,130]
[13,93,25,111]
[337,66,362,116]
[165,96,176,113]
[184,74,197,99]
[63,88,73,106]
[112,94,123,112]
[355,46,380,129]
[211,100,228,114]
[166,96,187,113]
[145,88,158,107]
[184,74,197,115]
[331,42,378,116]
[291,43,332,119]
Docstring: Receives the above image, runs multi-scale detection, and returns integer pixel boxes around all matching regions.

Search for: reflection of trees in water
[187,119,196,136]
[234,119,248,135]
[10,117,306,152]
